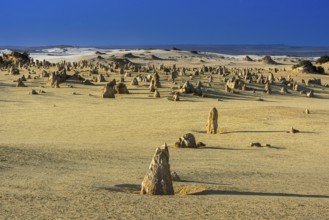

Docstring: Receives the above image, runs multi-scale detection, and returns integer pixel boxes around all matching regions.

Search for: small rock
[290,127,300,134]
[29,90,38,95]
[154,89,160,98]
[171,171,181,181]
[307,90,314,97]
[175,133,198,148]
[172,92,180,101]
[250,142,262,147]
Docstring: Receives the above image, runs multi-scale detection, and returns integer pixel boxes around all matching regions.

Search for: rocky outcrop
[206,107,218,134]
[141,145,174,195]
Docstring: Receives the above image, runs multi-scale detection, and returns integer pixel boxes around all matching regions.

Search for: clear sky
[1,0,328,47]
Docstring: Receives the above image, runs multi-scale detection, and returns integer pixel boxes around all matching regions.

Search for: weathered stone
[102,83,115,98]
[16,79,26,87]
[290,127,300,134]
[171,171,181,182]
[265,82,271,94]
[172,92,180,101]
[48,72,60,88]
[130,77,139,86]
[175,133,197,148]
[114,83,129,94]
[141,145,174,195]
[30,90,38,95]
[206,107,218,134]
[250,142,262,147]
[181,81,194,93]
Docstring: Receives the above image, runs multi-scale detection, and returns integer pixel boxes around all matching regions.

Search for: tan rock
[141,144,174,195]
[206,107,218,134]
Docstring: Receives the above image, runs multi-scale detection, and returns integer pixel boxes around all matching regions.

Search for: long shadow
[299,131,319,134]
[0,99,30,103]
[204,89,260,101]
[313,112,329,115]
[0,82,14,87]
[268,145,287,150]
[97,184,140,193]
[220,130,288,134]
[166,97,200,102]
[178,180,230,186]
[121,97,153,100]
[115,184,140,189]
[199,146,254,151]
[192,130,206,134]
[190,190,329,199]
[220,130,318,135]
[311,95,329,100]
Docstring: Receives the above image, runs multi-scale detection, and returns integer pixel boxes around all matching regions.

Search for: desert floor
[1,50,329,219]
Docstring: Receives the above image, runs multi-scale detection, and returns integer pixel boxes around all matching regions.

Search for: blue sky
[0,0,328,46]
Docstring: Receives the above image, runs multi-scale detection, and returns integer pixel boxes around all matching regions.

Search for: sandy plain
[1,49,329,219]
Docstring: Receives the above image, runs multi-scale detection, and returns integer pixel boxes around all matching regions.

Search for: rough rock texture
[141,145,174,195]
[102,83,115,98]
[114,83,129,94]
[206,107,218,134]
[171,171,181,181]
[48,72,60,88]
[175,133,197,148]
[151,72,161,88]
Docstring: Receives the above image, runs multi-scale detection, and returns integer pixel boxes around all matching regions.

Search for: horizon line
[1,43,329,49]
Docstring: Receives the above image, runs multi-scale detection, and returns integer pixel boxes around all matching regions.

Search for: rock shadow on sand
[189,190,329,199]
[97,184,329,198]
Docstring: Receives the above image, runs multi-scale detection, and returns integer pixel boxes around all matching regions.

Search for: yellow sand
[1,50,329,219]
